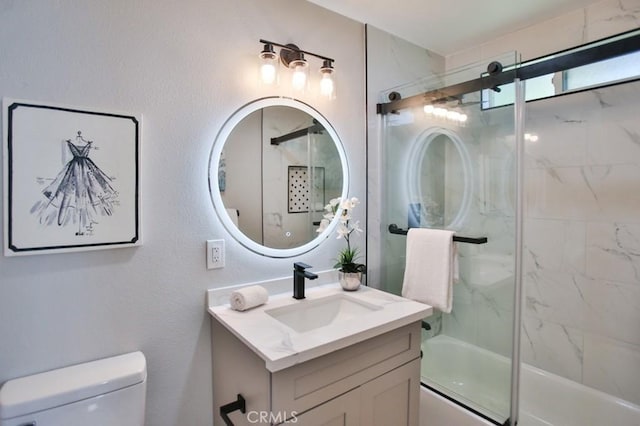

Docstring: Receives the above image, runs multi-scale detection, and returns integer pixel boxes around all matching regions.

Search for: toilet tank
[0,351,146,426]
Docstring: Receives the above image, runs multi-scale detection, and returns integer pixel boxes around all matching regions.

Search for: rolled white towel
[229,285,269,311]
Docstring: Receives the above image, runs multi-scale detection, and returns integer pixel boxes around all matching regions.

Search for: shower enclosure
[376,29,640,426]
[378,51,521,425]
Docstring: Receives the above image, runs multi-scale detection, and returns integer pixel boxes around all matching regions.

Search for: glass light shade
[319,60,335,99]
[260,62,277,85]
[259,47,278,85]
[290,59,308,91]
[320,72,334,98]
[259,43,278,86]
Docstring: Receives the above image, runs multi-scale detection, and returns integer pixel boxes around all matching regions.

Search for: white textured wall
[0,1,365,425]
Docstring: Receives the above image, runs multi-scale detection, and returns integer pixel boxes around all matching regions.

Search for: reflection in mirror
[407,127,471,230]
[209,98,348,258]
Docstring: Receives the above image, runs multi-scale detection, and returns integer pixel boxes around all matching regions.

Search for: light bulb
[320,73,334,97]
[447,111,460,121]
[423,105,434,114]
[260,63,276,85]
[292,67,307,90]
[459,113,468,123]
[434,107,447,117]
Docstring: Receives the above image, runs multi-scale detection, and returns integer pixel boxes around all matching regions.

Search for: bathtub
[419,335,640,426]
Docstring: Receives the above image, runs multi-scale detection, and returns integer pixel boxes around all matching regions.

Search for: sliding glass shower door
[378,53,521,424]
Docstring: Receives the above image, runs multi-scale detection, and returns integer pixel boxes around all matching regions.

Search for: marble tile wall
[522,80,640,405]
[447,0,640,68]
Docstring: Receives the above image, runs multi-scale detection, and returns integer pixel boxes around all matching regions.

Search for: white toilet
[0,351,147,426]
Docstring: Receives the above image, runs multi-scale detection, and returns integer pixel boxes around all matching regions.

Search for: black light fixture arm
[259,38,335,63]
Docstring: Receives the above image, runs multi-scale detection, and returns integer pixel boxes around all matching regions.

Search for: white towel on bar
[230,285,269,311]
[401,228,458,313]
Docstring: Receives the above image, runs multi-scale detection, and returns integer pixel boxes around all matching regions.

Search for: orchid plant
[317,197,366,274]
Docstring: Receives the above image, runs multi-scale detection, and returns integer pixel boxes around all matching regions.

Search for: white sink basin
[265,293,382,333]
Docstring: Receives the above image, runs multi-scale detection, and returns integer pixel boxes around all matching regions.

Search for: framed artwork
[3,99,141,255]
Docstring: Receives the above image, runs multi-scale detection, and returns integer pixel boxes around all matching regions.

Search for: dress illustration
[33,131,119,236]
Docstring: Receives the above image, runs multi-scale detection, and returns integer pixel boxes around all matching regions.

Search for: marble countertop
[207,283,432,372]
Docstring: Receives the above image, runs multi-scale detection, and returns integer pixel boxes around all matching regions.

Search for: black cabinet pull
[220,394,246,426]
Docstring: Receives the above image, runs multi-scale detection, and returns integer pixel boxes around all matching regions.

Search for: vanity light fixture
[259,39,336,98]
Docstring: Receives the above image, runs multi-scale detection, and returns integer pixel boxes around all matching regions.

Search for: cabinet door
[272,322,421,416]
[360,359,421,426]
[291,388,361,426]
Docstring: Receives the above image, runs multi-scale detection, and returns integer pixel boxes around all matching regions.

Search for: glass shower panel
[520,77,640,426]
[309,131,343,238]
[380,53,518,423]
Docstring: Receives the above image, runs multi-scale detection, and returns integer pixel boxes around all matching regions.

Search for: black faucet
[293,262,318,300]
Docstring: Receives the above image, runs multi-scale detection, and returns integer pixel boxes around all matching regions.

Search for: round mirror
[209,97,349,257]
[406,127,472,230]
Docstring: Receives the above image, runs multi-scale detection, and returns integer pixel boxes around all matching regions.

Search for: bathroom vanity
[208,284,432,425]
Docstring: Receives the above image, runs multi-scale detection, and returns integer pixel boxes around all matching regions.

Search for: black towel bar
[388,224,488,245]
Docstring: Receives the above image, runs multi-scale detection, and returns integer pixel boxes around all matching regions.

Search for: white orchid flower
[340,198,358,211]
[328,197,341,208]
[315,196,364,273]
[316,218,330,233]
[336,224,349,239]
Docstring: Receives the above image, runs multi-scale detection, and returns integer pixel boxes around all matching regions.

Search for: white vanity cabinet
[212,319,422,425]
